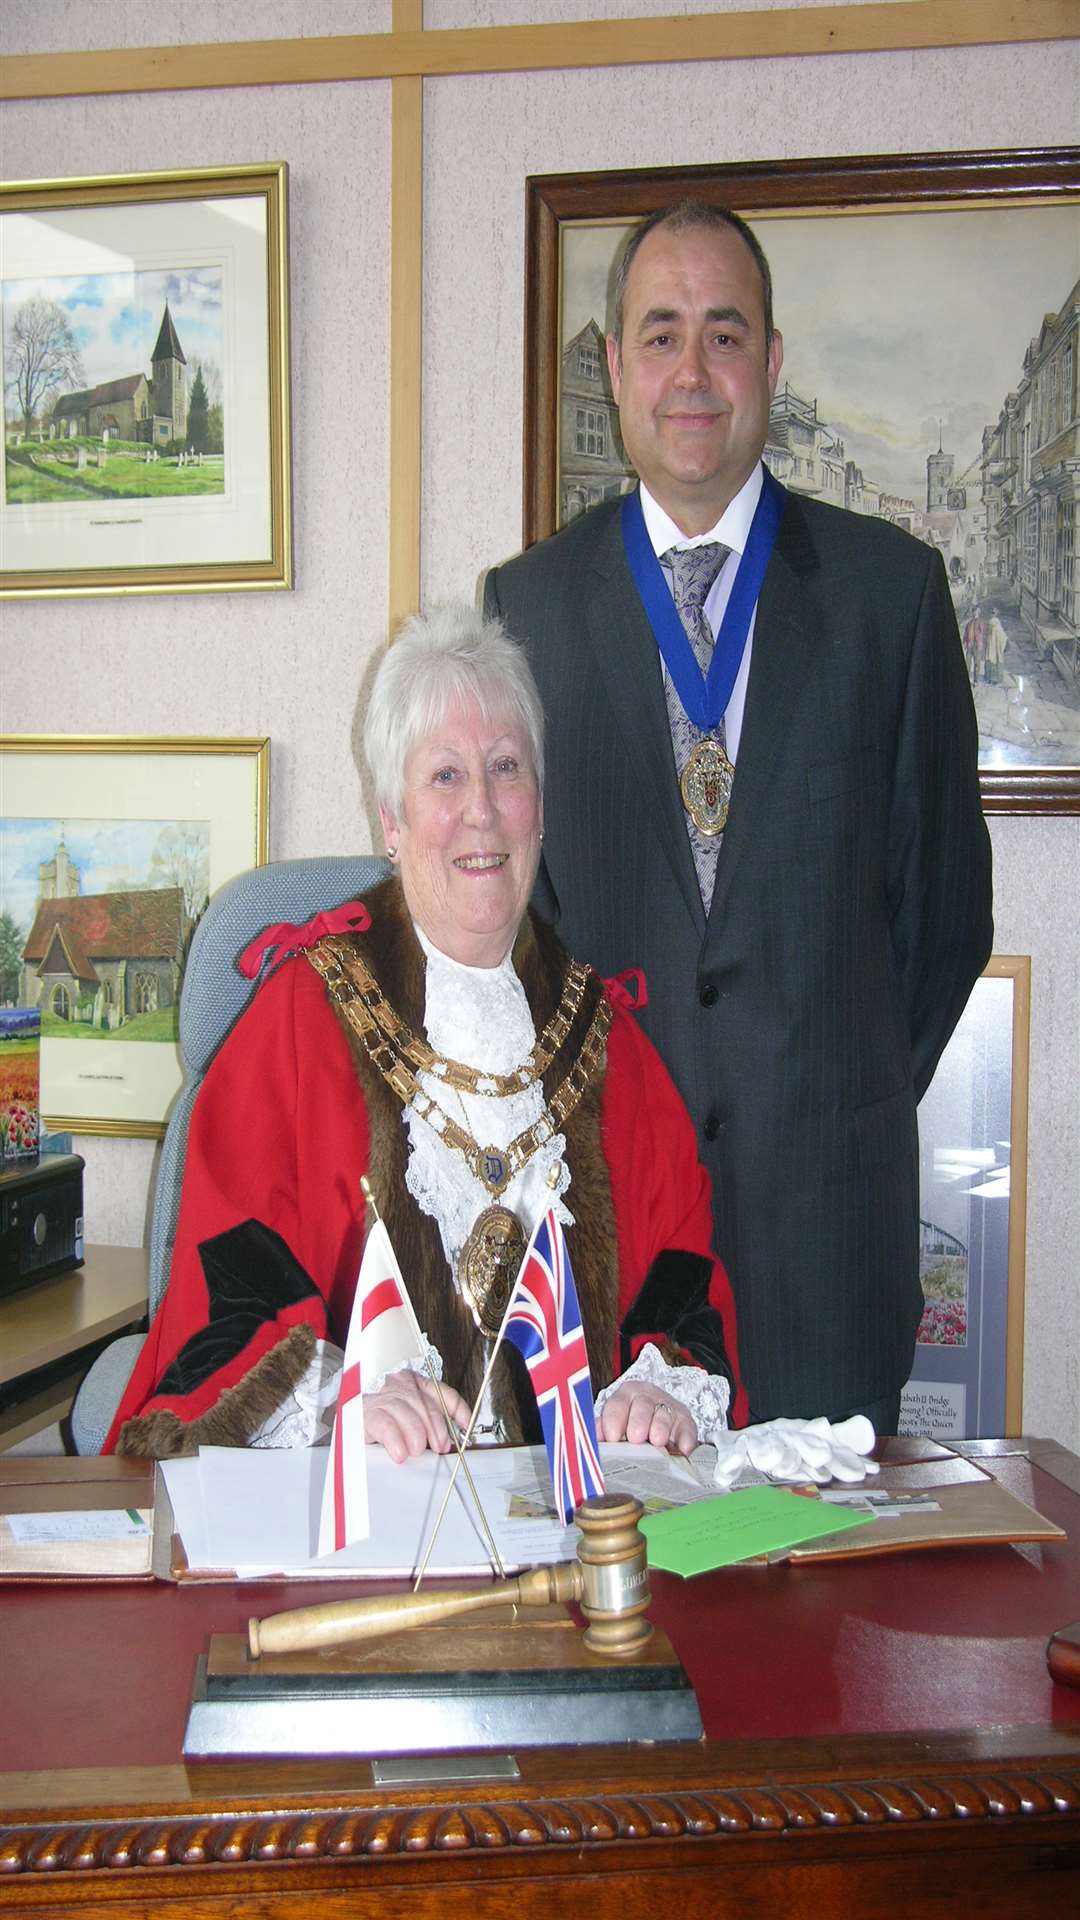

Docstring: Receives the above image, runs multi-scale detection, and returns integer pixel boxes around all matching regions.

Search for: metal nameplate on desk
[184,1612,703,1758]
[371,1752,522,1786]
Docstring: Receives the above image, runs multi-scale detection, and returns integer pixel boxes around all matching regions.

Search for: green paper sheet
[639,1484,876,1577]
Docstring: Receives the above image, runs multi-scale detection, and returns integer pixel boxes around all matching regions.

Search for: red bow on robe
[238,902,372,980]
[240,907,647,1019]
[602,968,648,1012]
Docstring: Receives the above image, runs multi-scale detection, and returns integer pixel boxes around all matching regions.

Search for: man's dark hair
[610,199,775,358]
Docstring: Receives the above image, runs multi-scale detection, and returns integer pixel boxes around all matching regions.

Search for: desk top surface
[3,1440,1077,1918]
[2,1439,1079,1788]
[0,1242,149,1383]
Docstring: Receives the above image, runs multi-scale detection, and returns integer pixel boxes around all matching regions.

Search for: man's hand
[364,1372,472,1464]
[597,1380,698,1455]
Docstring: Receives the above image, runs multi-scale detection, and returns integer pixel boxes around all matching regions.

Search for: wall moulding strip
[389,0,424,635]
[2,2,1075,104]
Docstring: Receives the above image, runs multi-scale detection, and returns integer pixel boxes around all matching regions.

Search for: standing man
[484,201,992,1430]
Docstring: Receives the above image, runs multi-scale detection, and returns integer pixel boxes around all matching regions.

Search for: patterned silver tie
[660,542,731,910]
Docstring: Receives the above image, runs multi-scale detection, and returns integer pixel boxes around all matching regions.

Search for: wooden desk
[1,1438,1078,1916]
[0,1244,148,1447]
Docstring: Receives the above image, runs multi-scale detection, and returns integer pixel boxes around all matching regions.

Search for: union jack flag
[503,1208,605,1525]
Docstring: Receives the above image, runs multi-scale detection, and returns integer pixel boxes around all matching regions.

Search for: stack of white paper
[162,1443,705,1581]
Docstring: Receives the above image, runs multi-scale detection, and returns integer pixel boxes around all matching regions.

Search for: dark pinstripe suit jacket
[484,483,993,1421]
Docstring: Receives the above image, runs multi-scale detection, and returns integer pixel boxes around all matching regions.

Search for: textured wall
[2,5,394,1253]
[2,3,1077,1448]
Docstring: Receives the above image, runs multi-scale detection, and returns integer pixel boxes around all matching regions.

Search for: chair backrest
[147,854,390,1316]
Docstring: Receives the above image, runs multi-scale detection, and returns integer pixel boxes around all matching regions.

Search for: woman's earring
[386,845,398,860]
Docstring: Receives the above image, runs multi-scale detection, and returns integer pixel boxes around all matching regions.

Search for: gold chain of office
[306,935,612,1198]
[313,938,590,1093]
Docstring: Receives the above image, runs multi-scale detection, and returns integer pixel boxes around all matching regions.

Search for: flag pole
[418,1196,605,1571]
[410,1253,522,1591]
[361,1178,506,1584]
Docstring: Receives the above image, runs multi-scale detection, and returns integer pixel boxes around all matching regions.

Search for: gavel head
[573,1492,652,1656]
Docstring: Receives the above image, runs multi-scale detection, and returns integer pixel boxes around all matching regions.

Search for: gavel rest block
[186,1604,701,1756]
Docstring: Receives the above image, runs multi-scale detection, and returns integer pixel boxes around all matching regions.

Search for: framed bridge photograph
[523,148,1080,814]
[0,735,269,1136]
[900,955,1030,1442]
[0,162,291,597]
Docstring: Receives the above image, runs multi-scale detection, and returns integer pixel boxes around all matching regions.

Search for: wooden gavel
[249,1491,652,1659]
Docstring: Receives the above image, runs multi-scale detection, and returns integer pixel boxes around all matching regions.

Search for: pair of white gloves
[711,1413,880,1489]
[594,1345,879,1490]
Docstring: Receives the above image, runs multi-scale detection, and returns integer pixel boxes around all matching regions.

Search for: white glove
[711,1414,880,1490]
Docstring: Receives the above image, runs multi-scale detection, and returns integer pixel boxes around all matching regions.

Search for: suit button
[703,1114,721,1142]
[699,983,719,1007]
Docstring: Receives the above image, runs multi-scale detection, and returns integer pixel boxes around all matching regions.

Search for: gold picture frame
[0,735,269,1135]
[1,162,291,597]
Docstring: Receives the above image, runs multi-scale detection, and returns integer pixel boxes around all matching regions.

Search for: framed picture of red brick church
[523,148,1080,815]
[0,735,268,1135]
[0,163,291,597]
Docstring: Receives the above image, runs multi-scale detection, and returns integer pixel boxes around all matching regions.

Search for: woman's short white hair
[364,602,545,815]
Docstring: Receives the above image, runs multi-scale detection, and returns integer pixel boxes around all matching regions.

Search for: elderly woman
[106,605,751,1461]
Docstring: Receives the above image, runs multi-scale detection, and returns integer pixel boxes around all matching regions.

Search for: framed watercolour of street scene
[901,957,1030,1442]
[0,736,269,1136]
[523,148,1080,813]
[1,163,291,597]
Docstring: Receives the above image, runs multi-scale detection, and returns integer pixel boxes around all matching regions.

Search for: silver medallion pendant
[680,737,734,836]
[460,1205,527,1336]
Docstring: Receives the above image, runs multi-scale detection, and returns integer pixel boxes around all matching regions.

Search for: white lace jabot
[404,926,573,1295]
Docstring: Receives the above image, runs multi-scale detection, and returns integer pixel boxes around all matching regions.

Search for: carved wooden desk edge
[2,1726,1079,1887]
[3,1435,1079,1904]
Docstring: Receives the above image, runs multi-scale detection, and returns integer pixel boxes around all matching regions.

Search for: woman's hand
[364,1371,472,1464]
[597,1380,698,1455]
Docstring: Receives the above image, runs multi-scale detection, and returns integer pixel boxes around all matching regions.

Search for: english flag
[502,1208,605,1525]
[317,1217,422,1556]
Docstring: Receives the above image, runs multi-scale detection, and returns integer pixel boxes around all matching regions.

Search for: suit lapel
[584,504,707,936]
[706,492,820,937]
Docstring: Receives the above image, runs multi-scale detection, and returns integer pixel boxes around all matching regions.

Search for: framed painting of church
[523,148,1080,816]
[0,735,269,1136]
[0,163,291,597]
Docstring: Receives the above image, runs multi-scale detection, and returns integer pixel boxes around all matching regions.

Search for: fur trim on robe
[116,1322,317,1458]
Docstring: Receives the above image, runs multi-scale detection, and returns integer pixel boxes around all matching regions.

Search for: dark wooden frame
[523,147,1080,816]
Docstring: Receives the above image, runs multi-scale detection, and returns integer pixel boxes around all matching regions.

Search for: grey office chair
[70,853,390,1453]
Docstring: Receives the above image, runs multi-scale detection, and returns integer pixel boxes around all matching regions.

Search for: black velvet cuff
[153,1219,320,1398]
[619,1249,735,1391]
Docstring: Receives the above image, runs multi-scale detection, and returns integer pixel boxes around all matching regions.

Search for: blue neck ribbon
[621,465,786,733]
